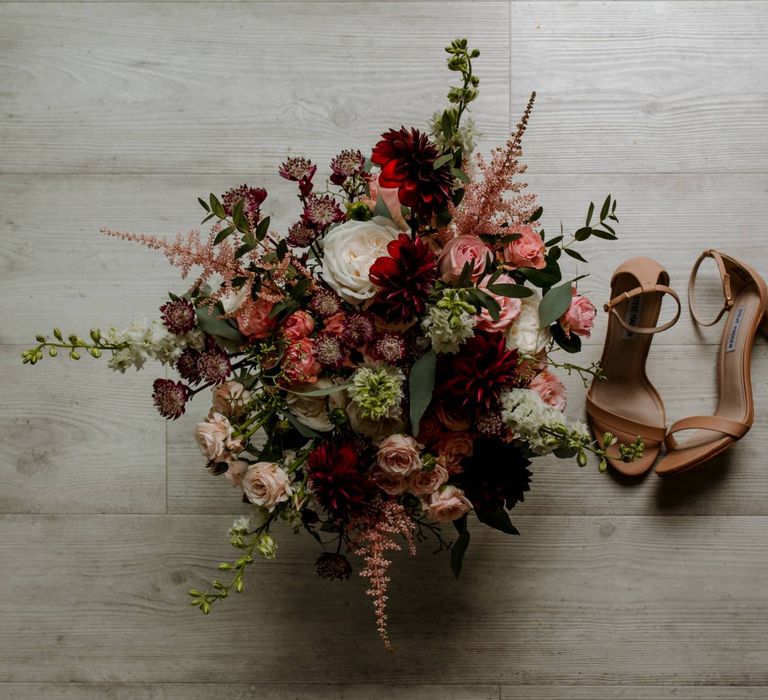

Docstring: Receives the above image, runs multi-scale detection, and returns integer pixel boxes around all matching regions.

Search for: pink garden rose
[436,431,474,470]
[322,311,347,336]
[212,381,250,418]
[194,412,240,462]
[371,469,409,496]
[283,338,321,384]
[423,485,472,523]
[236,298,277,340]
[476,274,523,333]
[223,457,249,488]
[376,434,423,477]
[408,462,449,496]
[437,235,490,285]
[242,462,292,511]
[282,310,315,341]
[528,369,567,411]
[560,290,596,338]
[366,173,409,230]
[502,226,546,270]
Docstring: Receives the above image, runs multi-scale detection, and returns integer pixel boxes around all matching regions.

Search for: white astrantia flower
[104,318,204,373]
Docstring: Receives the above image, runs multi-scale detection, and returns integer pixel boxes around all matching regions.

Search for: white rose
[505,294,550,355]
[220,285,250,314]
[320,217,401,304]
[285,379,336,433]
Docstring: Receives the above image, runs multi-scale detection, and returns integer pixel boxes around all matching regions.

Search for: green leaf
[486,283,533,299]
[545,235,563,247]
[564,248,588,263]
[527,206,543,223]
[591,229,617,240]
[451,167,469,183]
[409,350,437,437]
[255,216,271,241]
[475,507,519,535]
[574,226,592,241]
[456,260,475,288]
[470,288,501,321]
[548,246,561,262]
[372,195,393,220]
[520,260,562,288]
[276,239,288,260]
[213,225,237,245]
[586,201,594,226]
[284,411,321,439]
[268,299,297,320]
[196,305,245,343]
[600,194,611,221]
[289,277,313,300]
[450,517,470,579]
[198,197,210,212]
[538,282,574,327]
[209,193,226,219]
[550,321,582,353]
[433,153,453,169]
[286,384,351,397]
[441,110,454,139]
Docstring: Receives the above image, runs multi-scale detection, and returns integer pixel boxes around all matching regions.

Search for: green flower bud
[346,201,373,222]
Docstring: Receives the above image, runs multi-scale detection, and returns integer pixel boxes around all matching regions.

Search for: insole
[590,272,665,427]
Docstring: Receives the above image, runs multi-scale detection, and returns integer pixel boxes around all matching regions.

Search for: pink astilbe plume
[448,92,539,242]
[353,499,416,651]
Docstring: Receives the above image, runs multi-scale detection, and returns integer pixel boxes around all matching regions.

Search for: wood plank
[509,1,768,173]
[0,346,165,513]
[1,514,767,684]
[502,688,768,699]
[0,2,509,174]
[3,173,768,344]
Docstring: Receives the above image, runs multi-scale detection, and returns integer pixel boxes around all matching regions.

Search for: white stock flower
[500,388,567,455]
[422,305,476,354]
[320,216,401,304]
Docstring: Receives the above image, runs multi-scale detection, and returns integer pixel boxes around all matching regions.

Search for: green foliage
[409,350,437,436]
[450,515,470,579]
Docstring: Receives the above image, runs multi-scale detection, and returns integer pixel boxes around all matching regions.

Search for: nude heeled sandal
[655,250,768,477]
[586,257,682,476]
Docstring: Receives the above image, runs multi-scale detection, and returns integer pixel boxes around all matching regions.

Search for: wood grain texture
[3,173,767,344]
[1,514,768,685]
[0,2,509,174]
[0,346,165,513]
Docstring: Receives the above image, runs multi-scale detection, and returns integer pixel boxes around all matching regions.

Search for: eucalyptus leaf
[286,384,351,397]
[409,350,436,437]
[538,282,574,327]
[284,411,321,439]
[486,283,534,298]
[196,305,245,343]
[372,195,393,220]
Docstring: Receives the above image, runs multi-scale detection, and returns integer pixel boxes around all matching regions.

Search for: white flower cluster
[500,388,588,455]
[422,291,477,354]
[104,318,205,373]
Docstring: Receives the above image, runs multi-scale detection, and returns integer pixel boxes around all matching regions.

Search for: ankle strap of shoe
[603,284,681,334]
[689,249,735,327]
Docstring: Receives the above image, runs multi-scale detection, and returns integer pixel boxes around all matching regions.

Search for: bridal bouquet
[23,40,640,647]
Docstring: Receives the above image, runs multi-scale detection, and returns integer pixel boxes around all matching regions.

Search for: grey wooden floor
[2,1,768,698]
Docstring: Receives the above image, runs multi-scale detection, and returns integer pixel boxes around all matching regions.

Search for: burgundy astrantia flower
[371,127,453,217]
[279,157,317,183]
[341,312,375,348]
[368,233,437,322]
[330,149,365,185]
[307,440,374,520]
[286,221,317,248]
[197,338,232,384]
[314,333,346,368]
[176,347,202,383]
[221,185,267,218]
[302,194,345,229]
[438,332,521,412]
[309,287,343,318]
[159,298,197,335]
[152,378,189,419]
[369,332,407,365]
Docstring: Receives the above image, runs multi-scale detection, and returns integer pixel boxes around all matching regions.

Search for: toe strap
[586,398,667,443]
[665,415,750,450]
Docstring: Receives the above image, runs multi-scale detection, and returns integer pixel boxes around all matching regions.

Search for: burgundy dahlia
[437,332,521,412]
[371,127,453,217]
[368,233,436,322]
[197,338,232,384]
[302,194,345,229]
[330,149,365,186]
[176,347,202,383]
[152,378,189,420]
[221,184,267,218]
[159,298,196,335]
[459,440,531,512]
[307,440,373,520]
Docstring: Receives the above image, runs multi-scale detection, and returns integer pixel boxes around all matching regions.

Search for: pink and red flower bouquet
[24,39,641,648]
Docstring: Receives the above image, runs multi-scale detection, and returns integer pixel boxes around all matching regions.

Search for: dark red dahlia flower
[371,127,453,217]
[330,149,365,186]
[437,332,521,413]
[221,185,267,219]
[368,233,436,322]
[152,378,189,420]
[459,439,531,512]
[159,298,196,335]
[307,440,374,521]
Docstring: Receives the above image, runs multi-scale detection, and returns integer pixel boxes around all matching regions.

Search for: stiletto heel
[586,257,682,476]
[655,250,768,476]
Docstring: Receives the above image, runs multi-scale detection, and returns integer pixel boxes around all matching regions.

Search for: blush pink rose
[242,462,292,511]
[408,463,449,496]
[194,412,240,462]
[283,338,321,384]
[423,485,472,523]
[560,290,596,338]
[236,298,277,340]
[437,235,490,285]
[282,310,316,341]
[528,369,567,411]
[211,381,250,418]
[372,469,409,496]
[436,431,474,470]
[476,274,523,333]
[376,434,423,477]
[223,457,249,488]
[366,173,409,230]
[502,226,546,270]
